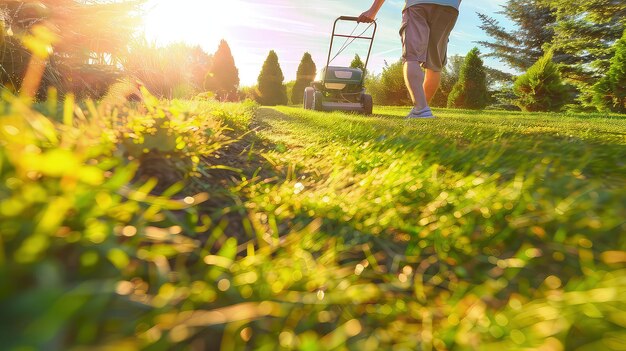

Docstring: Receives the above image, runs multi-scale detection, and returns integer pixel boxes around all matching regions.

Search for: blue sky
[144,0,514,86]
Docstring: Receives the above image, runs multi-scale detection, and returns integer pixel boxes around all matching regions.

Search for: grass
[1,97,625,351]
[221,105,626,350]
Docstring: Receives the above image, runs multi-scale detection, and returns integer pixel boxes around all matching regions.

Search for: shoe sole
[406,114,436,119]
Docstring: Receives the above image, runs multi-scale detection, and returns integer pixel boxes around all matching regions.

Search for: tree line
[2,1,624,113]
[232,0,626,113]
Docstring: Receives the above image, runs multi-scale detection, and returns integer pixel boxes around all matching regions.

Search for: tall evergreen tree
[545,0,626,107]
[431,55,515,108]
[257,50,288,106]
[513,50,568,112]
[447,48,488,110]
[291,52,316,105]
[593,29,626,113]
[204,39,240,101]
[477,0,557,71]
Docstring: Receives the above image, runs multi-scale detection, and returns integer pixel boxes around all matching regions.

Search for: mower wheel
[362,94,373,115]
[303,87,314,110]
[313,91,323,111]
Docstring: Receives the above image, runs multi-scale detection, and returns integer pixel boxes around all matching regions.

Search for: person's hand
[357,9,376,23]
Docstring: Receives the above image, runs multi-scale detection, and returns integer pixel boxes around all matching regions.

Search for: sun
[142,0,250,46]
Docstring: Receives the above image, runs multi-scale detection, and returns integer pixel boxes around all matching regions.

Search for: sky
[143,0,515,86]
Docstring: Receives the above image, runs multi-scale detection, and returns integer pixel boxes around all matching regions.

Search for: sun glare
[143,0,250,46]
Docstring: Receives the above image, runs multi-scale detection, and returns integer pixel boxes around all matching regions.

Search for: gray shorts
[400,4,459,71]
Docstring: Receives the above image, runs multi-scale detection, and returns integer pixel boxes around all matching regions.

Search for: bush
[513,50,568,112]
[350,53,366,76]
[0,88,236,349]
[365,60,411,106]
[291,52,317,105]
[257,50,288,106]
[593,29,626,113]
[124,41,211,99]
[447,47,488,109]
[380,60,412,106]
[239,85,260,102]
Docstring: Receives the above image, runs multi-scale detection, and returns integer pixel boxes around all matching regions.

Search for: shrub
[291,52,317,105]
[124,41,211,99]
[350,53,366,75]
[593,29,626,113]
[239,85,259,102]
[0,88,235,349]
[447,47,488,109]
[513,50,568,112]
[380,60,412,106]
[257,50,288,106]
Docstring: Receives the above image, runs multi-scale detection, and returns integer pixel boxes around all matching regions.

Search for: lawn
[1,98,625,350]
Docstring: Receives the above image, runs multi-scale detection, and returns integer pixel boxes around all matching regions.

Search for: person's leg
[423,69,441,103]
[400,6,433,117]
[422,5,459,101]
[404,61,428,110]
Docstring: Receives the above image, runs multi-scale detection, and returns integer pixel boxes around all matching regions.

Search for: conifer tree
[593,29,626,113]
[477,0,557,71]
[546,0,626,107]
[291,52,316,105]
[447,48,488,110]
[257,50,288,106]
[204,40,240,101]
[513,50,568,112]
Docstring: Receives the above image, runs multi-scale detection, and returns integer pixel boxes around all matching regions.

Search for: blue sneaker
[406,107,435,119]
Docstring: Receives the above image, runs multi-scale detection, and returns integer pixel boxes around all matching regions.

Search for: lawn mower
[304,16,377,115]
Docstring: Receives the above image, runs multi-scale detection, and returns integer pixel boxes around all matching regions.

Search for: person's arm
[358,0,385,23]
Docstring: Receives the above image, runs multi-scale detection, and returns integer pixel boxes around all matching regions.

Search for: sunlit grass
[1,97,625,350]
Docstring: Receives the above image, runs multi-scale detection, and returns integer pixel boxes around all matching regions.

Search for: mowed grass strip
[227,105,626,347]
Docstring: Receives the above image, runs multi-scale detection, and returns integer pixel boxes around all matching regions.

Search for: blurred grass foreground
[2,88,626,350]
[1,6,626,351]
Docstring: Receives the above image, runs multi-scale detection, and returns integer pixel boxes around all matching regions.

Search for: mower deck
[303,16,376,115]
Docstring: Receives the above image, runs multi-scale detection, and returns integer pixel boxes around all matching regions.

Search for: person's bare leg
[423,69,441,103]
[403,61,428,111]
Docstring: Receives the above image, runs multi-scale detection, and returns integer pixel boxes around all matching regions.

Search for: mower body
[303,17,376,115]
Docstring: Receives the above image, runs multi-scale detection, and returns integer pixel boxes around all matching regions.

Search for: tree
[447,48,488,109]
[593,29,626,113]
[430,55,515,108]
[257,50,288,106]
[205,39,240,101]
[350,54,366,74]
[513,50,568,112]
[477,0,558,71]
[545,0,626,107]
[291,52,316,105]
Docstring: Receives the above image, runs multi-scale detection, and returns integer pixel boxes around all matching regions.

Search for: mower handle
[337,16,360,22]
[324,15,378,87]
